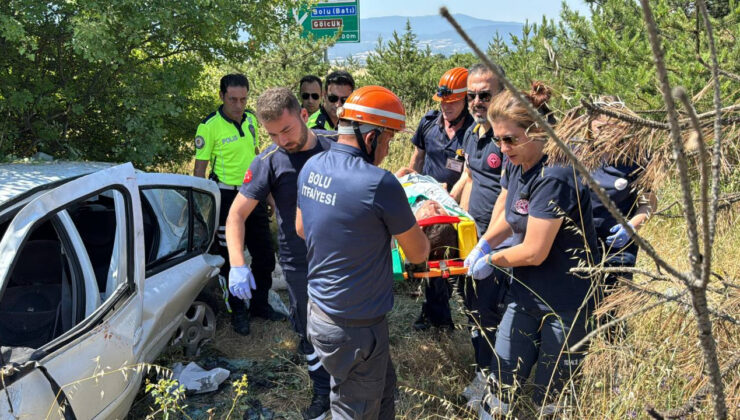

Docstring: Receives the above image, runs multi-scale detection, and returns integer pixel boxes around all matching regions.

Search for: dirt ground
[127,280,477,419]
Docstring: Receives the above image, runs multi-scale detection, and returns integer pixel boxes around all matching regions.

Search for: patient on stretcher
[397,173,474,260]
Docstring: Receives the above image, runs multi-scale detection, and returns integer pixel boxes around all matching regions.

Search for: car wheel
[172,299,217,357]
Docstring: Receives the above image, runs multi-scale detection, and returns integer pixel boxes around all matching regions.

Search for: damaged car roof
[0,161,115,205]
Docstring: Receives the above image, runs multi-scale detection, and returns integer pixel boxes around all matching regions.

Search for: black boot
[302,393,330,420]
[231,311,250,336]
[413,307,431,331]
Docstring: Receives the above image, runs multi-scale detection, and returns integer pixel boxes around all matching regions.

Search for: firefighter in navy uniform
[306,70,355,131]
[407,67,474,332]
[296,86,430,419]
[225,88,332,420]
[193,74,284,336]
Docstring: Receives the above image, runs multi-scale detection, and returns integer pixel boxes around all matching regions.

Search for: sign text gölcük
[293,0,360,43]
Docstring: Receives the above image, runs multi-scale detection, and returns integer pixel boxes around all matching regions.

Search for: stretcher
[391,173,479,280]
[392,214,477,280]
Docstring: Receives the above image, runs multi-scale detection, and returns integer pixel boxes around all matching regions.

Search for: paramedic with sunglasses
[296,86,429,419]
[306,70,355,131]
[468,82,599,417]
[299,75,323,115]
[449,63,511,410]
[406,67,475,332]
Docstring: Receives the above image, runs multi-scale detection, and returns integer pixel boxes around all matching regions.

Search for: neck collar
[332,141,366,158]
[218,105,245,125]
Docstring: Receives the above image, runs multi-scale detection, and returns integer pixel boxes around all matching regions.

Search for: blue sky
[361,0,591,22]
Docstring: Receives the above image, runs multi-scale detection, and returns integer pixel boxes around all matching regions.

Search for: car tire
[172,293,218,357]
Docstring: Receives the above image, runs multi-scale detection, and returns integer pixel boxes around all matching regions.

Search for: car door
[0,163,145,420]
[134,173,223,363]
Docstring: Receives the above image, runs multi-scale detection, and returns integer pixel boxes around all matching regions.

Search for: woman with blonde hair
[465,82,599,417]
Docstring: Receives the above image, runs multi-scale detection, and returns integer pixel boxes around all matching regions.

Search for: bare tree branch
[674,87,712,290]
[569,296,679,353]
[695,104,740,120]
[582,99,670,129]
[694,1,729,417]
[571,266,671,281]
[696,0,725,278]
[582,100,740,131]
[650,355,740,419]
[639,0,702,282]
[621,282,739,326]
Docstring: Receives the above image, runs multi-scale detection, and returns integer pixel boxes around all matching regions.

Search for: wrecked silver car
[0,162,224,419]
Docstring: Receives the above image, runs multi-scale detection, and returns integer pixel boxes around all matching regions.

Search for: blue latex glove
[471,254,496,280]
[229,265,256,301]
[464,238,492,273]
[606,222,634,248]
[463,238,491,275]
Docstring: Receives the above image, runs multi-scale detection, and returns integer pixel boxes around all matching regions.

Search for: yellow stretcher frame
[394,217,477,280]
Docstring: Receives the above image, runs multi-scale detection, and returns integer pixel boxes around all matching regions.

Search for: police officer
[588,97,656,339]
[306,70,355,131]
[468,83,599,417]
[449,63,508,407]
[193,73,283,336]
[408,67,475,332]
[296,86,430,419]
[299,75,323,115]
[225,88,332,420]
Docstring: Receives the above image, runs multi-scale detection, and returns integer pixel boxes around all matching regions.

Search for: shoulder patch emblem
[487,153,501,169]
[243,169,253,184]
[514,199,529,215]
[195,136,205,149]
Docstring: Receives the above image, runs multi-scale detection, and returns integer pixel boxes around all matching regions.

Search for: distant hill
[328,14,524,62]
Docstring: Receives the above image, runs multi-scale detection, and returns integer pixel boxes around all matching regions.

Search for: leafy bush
[0,0,314,168]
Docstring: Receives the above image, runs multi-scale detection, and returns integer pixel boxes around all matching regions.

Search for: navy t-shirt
[501,156,599,311]
[590,161,643,240]
[463,124,505,235]
[411,110,473,191]
[297,143,417,319]
[240,131,334,272]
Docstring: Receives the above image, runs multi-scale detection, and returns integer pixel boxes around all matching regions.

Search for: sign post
[293,0,361,44]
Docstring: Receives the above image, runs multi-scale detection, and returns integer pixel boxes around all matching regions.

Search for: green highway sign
[293,0,360,43]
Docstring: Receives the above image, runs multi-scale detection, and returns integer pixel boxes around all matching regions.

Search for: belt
[218,182,240,191]
[309,300,385,328]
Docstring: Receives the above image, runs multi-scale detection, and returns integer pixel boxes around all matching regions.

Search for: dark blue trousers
[489,299,590,405]
[284,270,330,396]
[458,269,509,372]
[216,187,275,312]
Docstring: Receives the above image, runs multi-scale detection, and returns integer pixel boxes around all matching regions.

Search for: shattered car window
[142,189,190,261]
[193,190,215,251]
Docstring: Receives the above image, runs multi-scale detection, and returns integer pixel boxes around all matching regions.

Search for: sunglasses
[493,135,538,148]
[436,85,453,97]
[467,90,492,102]
[327,94,349,104]
[492,135,517,146]
[301,92,320,100]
